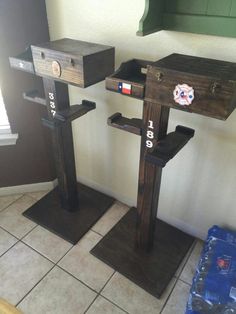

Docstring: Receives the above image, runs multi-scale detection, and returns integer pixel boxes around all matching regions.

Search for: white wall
[45,0,236,239]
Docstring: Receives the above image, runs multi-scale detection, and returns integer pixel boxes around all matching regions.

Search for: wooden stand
[10,38,115,244]
[91,54,236,297]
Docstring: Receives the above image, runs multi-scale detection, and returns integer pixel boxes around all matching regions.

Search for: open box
[106,59,153,100]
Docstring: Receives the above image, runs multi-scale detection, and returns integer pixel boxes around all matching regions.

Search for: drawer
[145,54,236,120]
[31,38,114,88]
[9,47,34,74]
[106,59,153,100]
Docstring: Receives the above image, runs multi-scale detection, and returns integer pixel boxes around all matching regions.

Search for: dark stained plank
[91,207,194,298]
[108,113,142,135]
[136,102,170,250]
[23,183,114,244]
[106,59,152,99]
[145,125,195,167]
[31,38,115,87]
[23,89,46,106]
[43,78,79,211]
[145,54,236,120]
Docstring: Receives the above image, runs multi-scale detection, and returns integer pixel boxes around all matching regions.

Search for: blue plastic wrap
[186,226,236,314]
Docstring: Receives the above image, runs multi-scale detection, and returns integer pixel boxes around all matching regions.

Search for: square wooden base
[23,183,114,244]
[91,207,194,298]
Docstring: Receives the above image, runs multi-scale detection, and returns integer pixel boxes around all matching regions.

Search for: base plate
[91,207,194,298]
[23,183,114,244]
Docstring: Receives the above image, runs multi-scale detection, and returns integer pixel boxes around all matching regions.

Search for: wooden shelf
[42,100,96,129]
[106,59,152,100]
[9,47,35,74]
[108,113,142,136]
[138,0,236,38]
[145,125,195,167]
[55,100,96,123]
[23,90,46,106]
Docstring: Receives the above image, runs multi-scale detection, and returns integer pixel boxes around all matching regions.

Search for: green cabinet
[138,0,236,37]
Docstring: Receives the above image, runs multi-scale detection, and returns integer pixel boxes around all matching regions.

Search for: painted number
[146,120,154,148]
[48,92,56,116]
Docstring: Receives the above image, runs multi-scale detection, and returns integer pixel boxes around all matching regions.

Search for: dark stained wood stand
[9,38,115,244]
[91,54,236,297]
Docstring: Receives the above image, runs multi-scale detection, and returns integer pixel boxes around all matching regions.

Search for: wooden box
[145,54,236,120]
[31,38,115,87]
[106,59,152,100]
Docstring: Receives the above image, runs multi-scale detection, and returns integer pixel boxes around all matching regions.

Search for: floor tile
[0,242,53,305]
[0,195,37,238]
[175,241,196,277]
[0,227,18,256]
[18,266,97,314]
[27,190,50,201]
[101,272,176,314]
[161,280,190,314]
[180,240,204,284]
[86,296,126,314]
[92,202,129,236]
[59,230,114,292]
[0,194,22,212]
[22,226,73,263]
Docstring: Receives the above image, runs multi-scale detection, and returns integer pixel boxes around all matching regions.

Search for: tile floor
[0,191,203,314]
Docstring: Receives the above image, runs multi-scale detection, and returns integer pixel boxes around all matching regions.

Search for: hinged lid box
[31,38,115,87]
[145,54,236,120]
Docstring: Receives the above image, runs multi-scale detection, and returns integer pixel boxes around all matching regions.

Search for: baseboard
[0,179,58,196]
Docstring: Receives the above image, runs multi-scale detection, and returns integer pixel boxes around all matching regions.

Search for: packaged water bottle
[186,226,236,314]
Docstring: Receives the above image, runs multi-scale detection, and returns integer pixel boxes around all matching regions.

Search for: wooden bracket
[54,100,96,123]
[23,90,46,106]
[9,47,35,74]
[145,125,195,167]
[108,112,142,135]
[41,100,96,128]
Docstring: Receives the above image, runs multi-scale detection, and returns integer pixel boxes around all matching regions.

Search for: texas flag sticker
[118,82,132,95]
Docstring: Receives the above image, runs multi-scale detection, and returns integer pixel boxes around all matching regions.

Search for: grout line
[160,240,198,313]
[159,278,179,314]
[0,225,20,240]
[101,295,129,314]
[90,229,104,237]
[83,271,129,314]
[16,264,56,308]
[178,278,191,286]
[176,240,197,280]
[0,194,25,213]
[56,264,98,294]
[0,194,23,212]
[83,294,100,314]
[20,224,38,240]
[20,240,57,264]
[98,270,116,294]
[0,239,20,258]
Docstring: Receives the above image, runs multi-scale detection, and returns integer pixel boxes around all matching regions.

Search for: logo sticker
[173,84,194,106]
[118,82,132,95]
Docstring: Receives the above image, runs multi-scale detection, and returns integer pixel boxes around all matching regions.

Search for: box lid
[153,54,236,81]
[31,38,113,58]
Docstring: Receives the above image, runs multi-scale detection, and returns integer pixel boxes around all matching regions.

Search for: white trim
[0,125,11,134]
[0,179,58,196]
[0,132,19,146]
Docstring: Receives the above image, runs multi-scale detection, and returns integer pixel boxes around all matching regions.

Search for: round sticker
[173,84,194,106]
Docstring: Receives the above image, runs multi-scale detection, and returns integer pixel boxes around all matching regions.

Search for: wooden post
[136,101,169,250]
[43,78,78,211]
